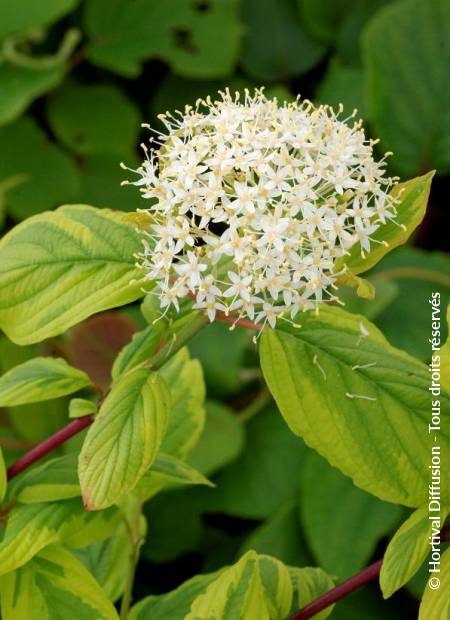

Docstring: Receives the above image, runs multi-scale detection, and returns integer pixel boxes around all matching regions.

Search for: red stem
[287,559,383,620]
[6,415,93,481]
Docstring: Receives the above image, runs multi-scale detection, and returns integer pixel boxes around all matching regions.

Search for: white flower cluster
[124,89,398,328]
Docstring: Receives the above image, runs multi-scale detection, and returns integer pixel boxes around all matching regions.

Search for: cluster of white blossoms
[124,89,399,328]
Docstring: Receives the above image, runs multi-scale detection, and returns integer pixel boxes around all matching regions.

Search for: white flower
[126,88,398,328]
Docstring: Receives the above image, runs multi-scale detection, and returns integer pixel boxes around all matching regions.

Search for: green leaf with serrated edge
[363,0,450,176]
[129,572,222,620]
[418,546,450,619]
[380,504,449,598]
[0,446,6,502]
[0,544,119,620]
[47,83,140,156]
[288,567,335,620]
[71,523,130,603]
[336,173,433,278]
[0,204,144,345]
[300,450,403,578]
[111,324,163,380]
[187,400,245,476]
[84,0,242,78]
[0,498,117,575]
[69,397,97,418]
[12,453,79,503]
[159,348,206,459]
[185,551,292,620]
[79,368,170,510]
[134,453,213,502]
[0,357,91,407]
[259,306,450,507]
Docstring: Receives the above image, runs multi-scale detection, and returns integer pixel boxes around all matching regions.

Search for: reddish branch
[287,560,382,620]
[6,416,93,480]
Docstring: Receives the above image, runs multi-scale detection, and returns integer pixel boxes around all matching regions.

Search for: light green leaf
[300,450,403,578]
[418,547,450,619]
[0,544,119,620]
[0,357,91,407]
[380,505,449,598]
[69,397,97,418]
[288,567,335,620]
[0,0,78,39]
[135,453,213,502]
[84,0,242,78]
[186,551,292,620]
[159,348,206,459]
[0,204,144,345]
[363,0,450,176]
[336,172,434,277]
[241,0,325,81]
[47,83,140,156]
[0,498,117,575]
[0,117,79,219]
[79,367,170,510]
[187,400,245,476]
[0,64,64,126]
[0,446,6,502]
[111,324,163,380]
[260,306,450,507]
[442,304,450,392]
[12,453,79,503]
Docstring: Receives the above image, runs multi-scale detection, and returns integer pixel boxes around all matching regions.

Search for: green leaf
[336,172,434,277]
[79,367,170,510]
[0,498,117,575]
[299,450,403,578]
[84,0,242,78]
[240,503,312,567]
[380,505,449,598]
[111,324,163,380]
[159,348,206,459]
[0,117,79,219]
[69,397,97,418]
[0,64,65,126]
[0,544,119,620]
[0,0,78,39]
[71,524,130,603]
[47,83,140,156]
[371,248,450,359]
[0,357,91,407]
[442,304,450,392]
[288,566,335,620]
[315,58,366,117]
[0,204,144,345]
[189,322,250,397]
[241,0,326,80]
[134,452,213,502]
[298,0,353,44]
[260,306,450,507]
[363,0,450,176]
[0,446,6,502]
[187,400,245,476]
[196,409,306,519]
[12,453,80,503]
[418,547,450,619]
[186,551,292,620]
[130,572,221,620]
